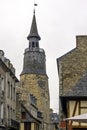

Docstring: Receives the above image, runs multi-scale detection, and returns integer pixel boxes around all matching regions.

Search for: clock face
[38,80,46,89]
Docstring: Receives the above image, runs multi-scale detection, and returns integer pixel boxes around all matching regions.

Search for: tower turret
[21,10,46,75]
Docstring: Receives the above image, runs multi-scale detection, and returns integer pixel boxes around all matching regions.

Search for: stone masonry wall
[58,36,87,96]
[20,73,50,124]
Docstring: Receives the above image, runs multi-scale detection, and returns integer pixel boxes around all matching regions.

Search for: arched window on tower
[36,42,38,47]
[29,42,31,48]
[32,42,35,47]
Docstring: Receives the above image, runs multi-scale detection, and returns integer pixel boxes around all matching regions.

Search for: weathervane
[34,1,37,14]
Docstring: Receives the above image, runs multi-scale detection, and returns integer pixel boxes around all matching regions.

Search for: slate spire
[27,10,41,40]
[21,8,46,75]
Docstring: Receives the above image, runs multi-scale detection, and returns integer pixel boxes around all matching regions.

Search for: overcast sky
[0,0,87,113]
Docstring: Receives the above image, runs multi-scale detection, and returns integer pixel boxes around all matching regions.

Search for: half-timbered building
[57,36,87,130]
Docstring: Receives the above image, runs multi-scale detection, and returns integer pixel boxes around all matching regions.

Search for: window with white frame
[1,77,4,91]
[11,84,12,100]
[8,81,10,98]
[1,103,3,119]
[13,87,15,101]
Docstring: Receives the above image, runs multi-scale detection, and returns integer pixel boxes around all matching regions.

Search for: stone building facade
[16,89,43,130]
[17,10,50,130]
[0,50,19,130]
[57,36,87,130]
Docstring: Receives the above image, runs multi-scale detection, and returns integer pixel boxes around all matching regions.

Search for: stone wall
[57,36,87,95]
[20,73,50,129]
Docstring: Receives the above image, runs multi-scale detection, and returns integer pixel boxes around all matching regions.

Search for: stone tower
[20,10,50,130]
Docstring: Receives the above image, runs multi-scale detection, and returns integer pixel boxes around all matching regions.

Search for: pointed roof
[27,11,41,40]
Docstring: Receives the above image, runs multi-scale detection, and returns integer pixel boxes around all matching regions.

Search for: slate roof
[64,71,87,97]
[27,12,41,40]
[50,113,59,123]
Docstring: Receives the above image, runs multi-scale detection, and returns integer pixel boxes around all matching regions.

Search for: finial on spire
[27,2,41,41]
[34,1,37,14]
[34,9,35,14]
